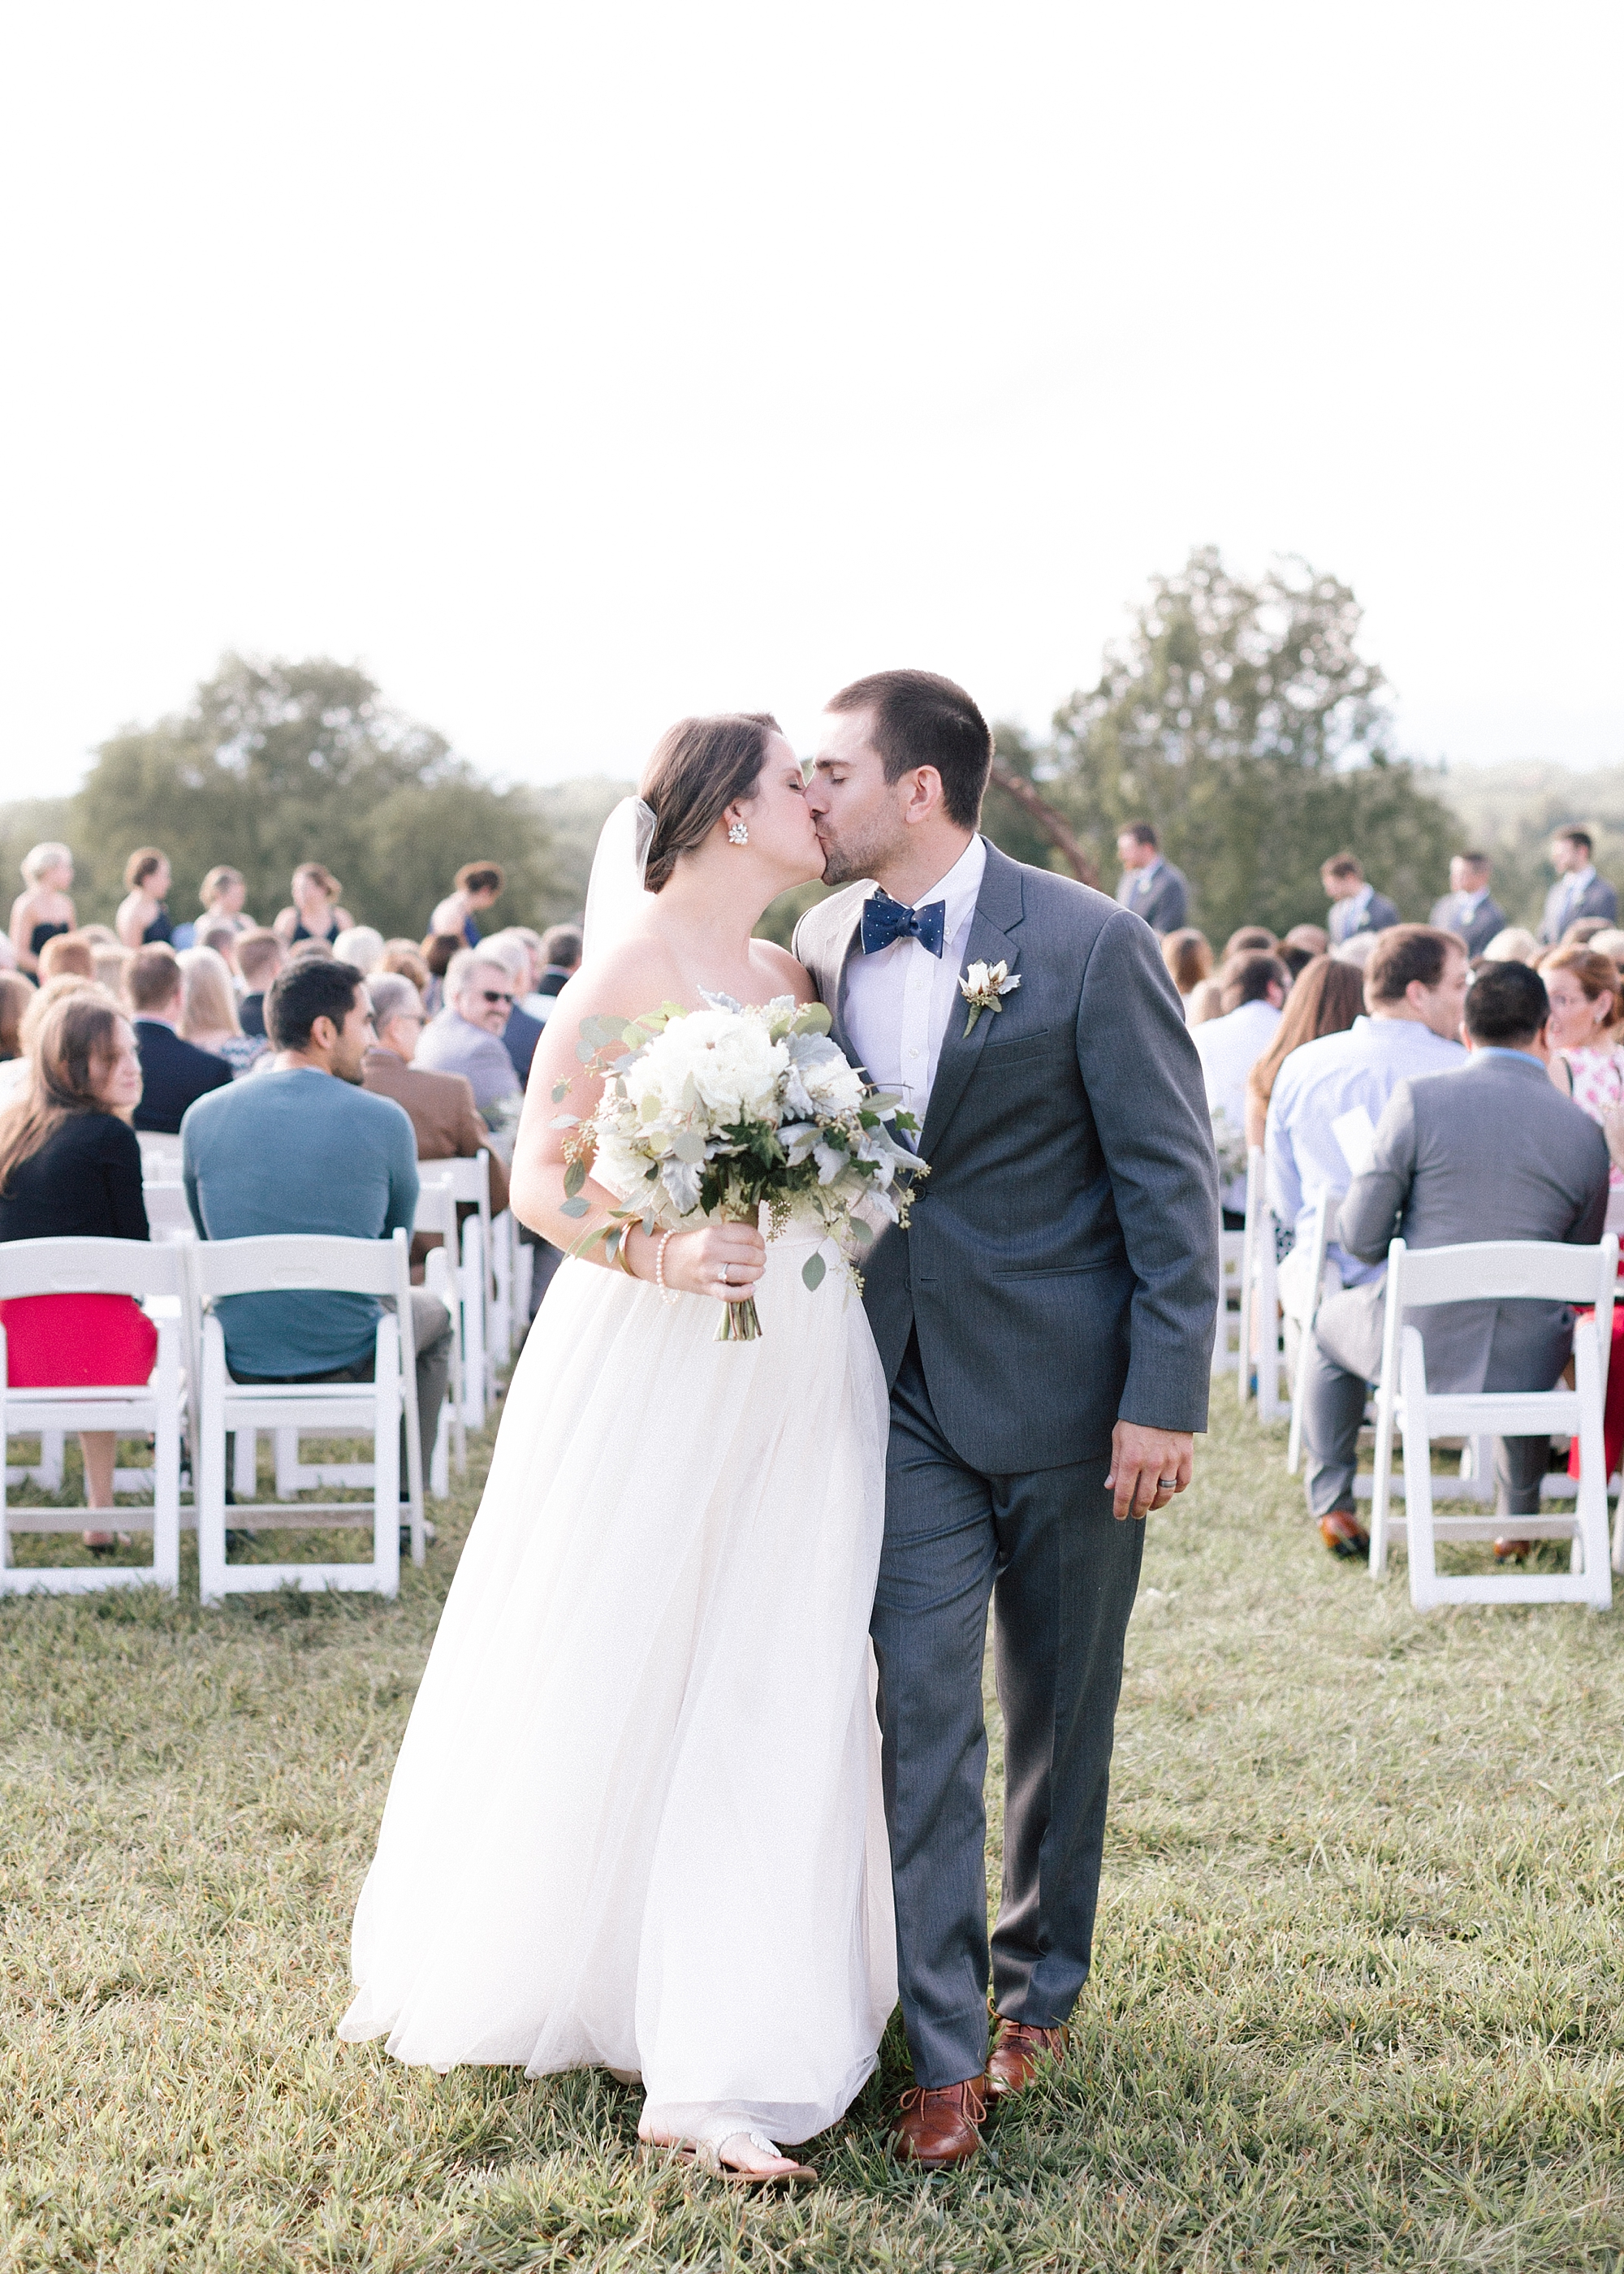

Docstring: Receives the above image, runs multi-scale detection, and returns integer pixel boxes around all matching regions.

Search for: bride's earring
[728,820,749,845]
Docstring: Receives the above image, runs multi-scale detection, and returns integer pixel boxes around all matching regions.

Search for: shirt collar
[1570,865,1597,889]
[1348,883,1374,913]
[905,832,987,929]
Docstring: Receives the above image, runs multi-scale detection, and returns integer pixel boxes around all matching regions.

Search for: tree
[71,655,552,940]
[1042,548,1453,941]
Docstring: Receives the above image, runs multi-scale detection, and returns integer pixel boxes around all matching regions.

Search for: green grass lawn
[3,1388,1623,2271]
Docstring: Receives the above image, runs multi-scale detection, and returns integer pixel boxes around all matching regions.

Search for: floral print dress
[1561,1043,1624,1189]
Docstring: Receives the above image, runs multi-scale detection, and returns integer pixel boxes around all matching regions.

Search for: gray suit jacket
[1328,890,1399,945]
[1539,872,1619,945]
[793,842,1221,1472]
[1312,1050,1610,1390]
[1428,892,1506,958]
[1114,859,1188,935]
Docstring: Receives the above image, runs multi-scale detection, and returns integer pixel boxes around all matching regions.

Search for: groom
[796,672,1220,2167]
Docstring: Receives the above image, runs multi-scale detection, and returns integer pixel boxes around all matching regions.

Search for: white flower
[957,958,1021,1036]
[624,1009,788,1124]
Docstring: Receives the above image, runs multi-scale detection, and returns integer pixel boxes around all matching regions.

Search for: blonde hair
[199,864,244,908]
[1482,927,1540,966]
[178,945,241,1040]
[333,925,385,975]
[293,862,341,900]
[20,841,71,886]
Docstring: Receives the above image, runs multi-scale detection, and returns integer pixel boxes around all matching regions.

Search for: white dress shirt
[842,833,987,1126]
[1193,997,1281,1208]
[1557,865,1598,932]
[1115,855,1163,908]
[1265,1014,1466,1283]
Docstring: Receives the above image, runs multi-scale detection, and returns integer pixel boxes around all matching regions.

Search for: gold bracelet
[614,1229,639,1278]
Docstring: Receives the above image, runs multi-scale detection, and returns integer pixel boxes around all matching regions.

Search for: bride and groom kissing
[338,670,1221,2184]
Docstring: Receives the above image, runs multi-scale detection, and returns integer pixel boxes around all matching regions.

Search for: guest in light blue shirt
[1265,926,1469,1284]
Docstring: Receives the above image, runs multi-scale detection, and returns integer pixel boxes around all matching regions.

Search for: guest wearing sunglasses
[413,948,525,1122]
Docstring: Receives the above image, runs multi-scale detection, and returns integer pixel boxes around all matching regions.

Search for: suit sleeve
[382,1102,421,1239]
[1338,1081,1417,1264]
[1076,910,1220,1432]
[1566,1121,1610,1245]
[1162,873,1188,932]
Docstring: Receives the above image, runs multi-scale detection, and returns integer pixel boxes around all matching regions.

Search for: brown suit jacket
[361,1047,511,1218]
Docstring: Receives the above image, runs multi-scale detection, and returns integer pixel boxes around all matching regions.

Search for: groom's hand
[1105,1423,1194,1521]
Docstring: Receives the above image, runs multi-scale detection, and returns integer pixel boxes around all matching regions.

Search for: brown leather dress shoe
[985,2015,1068,2097]
[890,2078,987,2167]
[1319,1507,1370,1561]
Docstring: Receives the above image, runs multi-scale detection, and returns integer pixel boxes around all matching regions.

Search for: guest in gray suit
[1323,852,1400,945]
[1113,820,1189,934]
[1298,960,1609,1558]
[798,671,1220,2169]
[1538,827,1619,945]
[1429,853,1506,958]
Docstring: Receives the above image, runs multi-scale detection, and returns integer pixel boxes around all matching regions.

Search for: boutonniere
[958,959,1021,1036]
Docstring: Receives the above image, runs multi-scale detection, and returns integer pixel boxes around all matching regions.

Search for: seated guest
[430,861,504,947]
[1429,852,1505,958]
[1221,926,1276,962]
[1540,946,1624,1188]
[1265,927,1468,1288]
[0,971,30,1061]
[178,945,266,1078]
[0,973,102,1109]
[93,945,132,998]
[1245,957,1365,1150]
[236,930,285,1039]
[481,934,545,1088]
[1278,942,1318,982]
[38,932,95,981]
[1193,952,1289,1221]
[364,975,511,1212]
[1284,922,1330,959]
[419,932,463,1017]
[380,940,431,996]
[198,922,242,971]
[126,945,231,1133]
[1323,854,1399,944]
[181,958,453,1537]
[0,993,153,1550]
[529,923,581,1022]
[115,847,175,949]
[1483,926,1540,966]
[335,925,386,978]
[1160,927,1213,1021]
[1297,962,1609,1559]
[414,949,524,1119]
[1333,932,1378,969]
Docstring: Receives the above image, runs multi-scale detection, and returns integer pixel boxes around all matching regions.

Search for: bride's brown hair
[640,714,782,893]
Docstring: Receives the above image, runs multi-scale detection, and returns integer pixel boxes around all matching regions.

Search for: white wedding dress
[339,1217,896,2149]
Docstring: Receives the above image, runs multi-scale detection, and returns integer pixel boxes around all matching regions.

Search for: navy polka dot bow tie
[861,890,946,958]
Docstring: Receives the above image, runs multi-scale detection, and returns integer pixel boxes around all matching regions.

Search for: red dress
[0,1111,158,1389]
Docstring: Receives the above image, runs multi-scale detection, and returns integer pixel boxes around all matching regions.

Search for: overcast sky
[2,2,1619,798]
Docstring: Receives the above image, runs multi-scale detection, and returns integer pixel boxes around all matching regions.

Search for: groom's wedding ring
[1158,1477,1178,1491]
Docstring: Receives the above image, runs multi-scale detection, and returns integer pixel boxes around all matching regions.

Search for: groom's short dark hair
[827,670,992,830]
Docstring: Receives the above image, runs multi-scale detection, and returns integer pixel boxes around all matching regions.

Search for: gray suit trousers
[1298,1331,1548,1518]
[873,1333,1145,2089]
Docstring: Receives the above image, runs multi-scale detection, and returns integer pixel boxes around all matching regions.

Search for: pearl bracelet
[654,1230,678,1304]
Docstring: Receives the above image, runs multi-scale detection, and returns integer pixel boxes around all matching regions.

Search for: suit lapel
[918,845,1026,1161]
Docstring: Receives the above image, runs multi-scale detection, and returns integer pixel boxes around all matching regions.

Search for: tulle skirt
[339,1231,896,2146]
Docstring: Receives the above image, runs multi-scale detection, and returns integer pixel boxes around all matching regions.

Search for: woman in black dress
[274,862,355,949]
[115,848,175,949]
[0,994,152,1550]
[7,841,78,976]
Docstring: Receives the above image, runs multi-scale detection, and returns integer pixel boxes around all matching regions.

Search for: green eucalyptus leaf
[564,1158,586,1198]
[850,1217,874,1245]
[801,1251,827,1290]
[793,1002,833,1036]
[551,1078,571,1102]
[576,1040,596,1063]
[559,1196,590,1218]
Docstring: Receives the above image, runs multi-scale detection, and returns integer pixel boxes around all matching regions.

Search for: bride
[339,712,896,2184]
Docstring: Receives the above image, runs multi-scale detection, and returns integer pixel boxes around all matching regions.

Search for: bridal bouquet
[552,992,926,1341]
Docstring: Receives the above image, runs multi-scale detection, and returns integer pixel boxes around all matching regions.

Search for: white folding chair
[137,1132,184,1178]
[1369,1235,1618,1609]
[143,1180,197,1245]
[1242,1148,1288,1424]
[412,1173,467,1494]
[1212,1226,1245,1381]
[0,1239,186,1596]
[193,1229,420,1604]
[1284,1191,1337,1476]
[424,1152,495,1420]
[1237,1149,1263,1408]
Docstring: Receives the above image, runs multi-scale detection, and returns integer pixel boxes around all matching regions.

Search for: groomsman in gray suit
[1538,827,1619,945]
[1429,853,1506,958]
[797,672,1219,2170]
[1113,820,1188,933]
[1298,959,1609,1545]
[1323,852,1400,945]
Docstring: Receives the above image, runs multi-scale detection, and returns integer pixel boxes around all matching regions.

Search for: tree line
[4,556,1600,950]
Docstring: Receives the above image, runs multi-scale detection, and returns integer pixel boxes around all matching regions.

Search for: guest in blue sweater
[180,957,453,1511]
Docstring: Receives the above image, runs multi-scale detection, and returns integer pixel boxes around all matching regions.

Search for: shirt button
[909,1048,920,1058]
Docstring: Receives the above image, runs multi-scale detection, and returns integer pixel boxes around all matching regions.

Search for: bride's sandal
[643,2132,818,2189]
